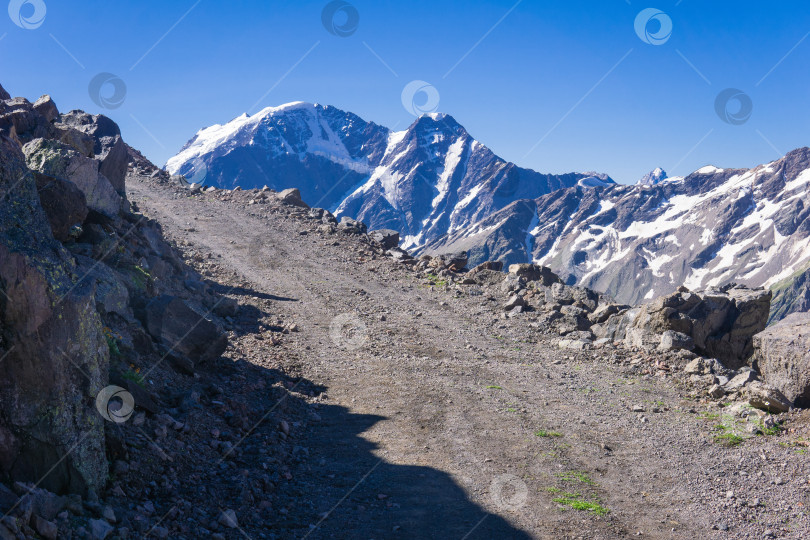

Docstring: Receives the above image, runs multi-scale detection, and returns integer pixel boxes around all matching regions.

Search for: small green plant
[557,471,595,485]
[551,493,609,515]
[129,265,153,290]
[485,385,503,390]
[122,365,145,387]
[425,273,447,288]
[106,335,121,358]
[714,432,744,447]
[535,430,563,438]
[103,327,122,358]
[758,421,782,436]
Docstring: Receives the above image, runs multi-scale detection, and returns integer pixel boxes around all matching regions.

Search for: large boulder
[746,381,792,413]
[33,172,88,242]
[32,95,59,124]
[55,111,128,194]
[23,138,123,217]
[97,136,128,195]
[276,188,308,208]
[75,255,133,321]
[629,285,770,368]
[338,216,367,234]
[368,229,400,250]
[430,251,468,272]
[508,264,563,286]
[0,136,108,495]
[52,124,95,157]
[470,261,504,273]
[0,97,53,145]
[144,295,228,364]
[753,312,810,407]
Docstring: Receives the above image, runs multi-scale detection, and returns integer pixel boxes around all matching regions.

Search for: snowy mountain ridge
[166,102,609,248]
[423,147,810,314]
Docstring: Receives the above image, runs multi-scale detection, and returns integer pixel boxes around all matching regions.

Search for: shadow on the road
[206,280,298,303]
[273,394,534,539]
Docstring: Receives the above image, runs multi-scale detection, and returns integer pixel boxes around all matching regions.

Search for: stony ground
[122,175,810,540]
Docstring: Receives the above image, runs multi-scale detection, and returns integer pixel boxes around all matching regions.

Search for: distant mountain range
[165,103,610,249]
[167,105,810,321]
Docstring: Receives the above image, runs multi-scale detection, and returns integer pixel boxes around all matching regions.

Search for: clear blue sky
[2,0,808,183]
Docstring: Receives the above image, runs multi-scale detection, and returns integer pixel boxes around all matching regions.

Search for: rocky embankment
[0,85,314,538]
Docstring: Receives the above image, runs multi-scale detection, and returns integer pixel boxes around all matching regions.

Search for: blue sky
[1,0,808,183]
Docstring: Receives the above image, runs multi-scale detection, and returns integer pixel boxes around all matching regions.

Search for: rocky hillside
[165,103,610,249]
[0,84,308,538]
[425,149,810,322]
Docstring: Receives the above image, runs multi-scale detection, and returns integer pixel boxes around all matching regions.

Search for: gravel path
[129,176,810,539]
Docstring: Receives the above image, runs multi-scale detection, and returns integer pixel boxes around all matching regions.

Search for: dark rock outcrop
[618,285,771,368]
[144,295,228,364]
[0,135,108,495]
[23,138,123,217]
[0,83,232,501]
[33,171,88,242]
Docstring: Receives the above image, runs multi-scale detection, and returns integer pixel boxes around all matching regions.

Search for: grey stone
[32,95,59,123]
[23,138,122,217]
[746,381,791,413]
[33,516,57,540]
[369,229,400,249]
[32,171,88,241]
[338,216,367,234]
[724,370,757,391]
[708,384,725,399]
[218,509,238,528]
[89,518,114,540]
[752,311,810,407]
[508,264,562,286]
[659,330,694,351]
[144,295,228,364]
[277,188,308,208]
[684,358,704,374]
[503,295,526,311]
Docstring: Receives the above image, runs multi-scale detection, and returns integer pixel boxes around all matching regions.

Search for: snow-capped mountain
[638,167,668,186]
[166,103,609,247]
[427,148,810,314]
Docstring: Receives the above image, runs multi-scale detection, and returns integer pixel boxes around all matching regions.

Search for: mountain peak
[638,167,667,185]
[256,101,316,116]
[167,102,605,250]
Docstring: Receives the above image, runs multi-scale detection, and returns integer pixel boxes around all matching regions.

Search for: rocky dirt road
[129,176,810,540]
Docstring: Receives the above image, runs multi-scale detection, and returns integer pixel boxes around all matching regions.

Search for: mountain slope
[166,104,609,247]
[431,148,810,314]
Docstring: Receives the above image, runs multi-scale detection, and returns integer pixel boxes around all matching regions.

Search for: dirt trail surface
[129,176,810,540]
